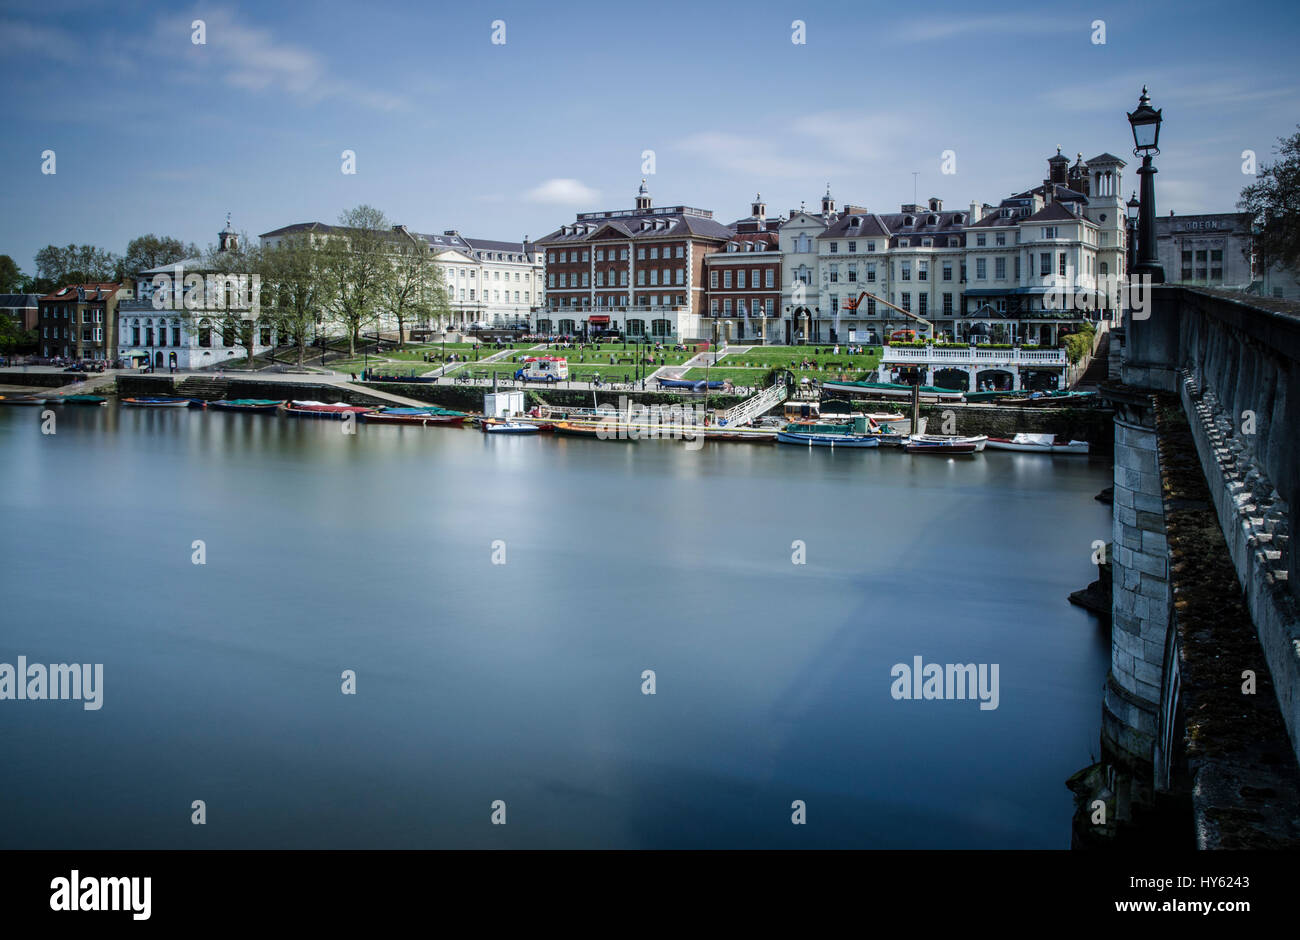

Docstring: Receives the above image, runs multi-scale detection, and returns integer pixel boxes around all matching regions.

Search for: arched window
[1099,261,1109,276]
[198,319,212,348]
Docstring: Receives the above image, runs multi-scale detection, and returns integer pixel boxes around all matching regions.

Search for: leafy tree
[122,235,200,279]
[0,315,36,354]
[1239,126,1300,278]
[33,244,119,285]
[0,255,23,293]
[323,205,392,356]
[259,233,326,367]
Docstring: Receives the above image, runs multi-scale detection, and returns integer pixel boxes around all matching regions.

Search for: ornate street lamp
[1127,86,1165,283]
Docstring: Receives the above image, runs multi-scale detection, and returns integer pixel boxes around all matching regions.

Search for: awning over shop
[588,315,610,324]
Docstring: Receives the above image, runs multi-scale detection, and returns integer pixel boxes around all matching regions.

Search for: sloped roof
[260,222,340,238]
[40,283,120,303]
[1086,152,1126,166]
[537,211,732,244]
[0,294,40,306]
[1023,200,1086,223]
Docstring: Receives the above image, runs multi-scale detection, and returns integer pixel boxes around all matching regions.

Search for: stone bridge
[1082,286,1300,847]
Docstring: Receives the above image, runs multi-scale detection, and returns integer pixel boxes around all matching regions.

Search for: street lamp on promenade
[1126,192,1140,277]
[1127,86,1165,284]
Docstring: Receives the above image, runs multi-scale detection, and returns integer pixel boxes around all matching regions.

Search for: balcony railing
[881,345,1068,365]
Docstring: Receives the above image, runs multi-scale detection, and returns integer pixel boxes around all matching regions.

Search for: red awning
[588,315,610,324]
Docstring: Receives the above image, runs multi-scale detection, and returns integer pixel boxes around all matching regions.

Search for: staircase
[720,382,788,426]
[177,376,232,401]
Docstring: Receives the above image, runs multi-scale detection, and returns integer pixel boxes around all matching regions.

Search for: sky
[2,0,1298,273]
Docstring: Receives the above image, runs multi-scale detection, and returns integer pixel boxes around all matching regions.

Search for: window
[710,270,718,289]
[901,262,911,281]
[1099,261,1109,277]
[943,293,953,315]
[942,261,952,281]
[1043,227,1058,239]
[723,298,732,314]
[847,264,857,283]
[1059,252,1067,276]
[619,271,627,286]
[848,241,857,253]
[650,247,658,260]
[637,248,646,260]
[1040,253,1052,276]
[581,251,589,262]
[1015,255,1021,280]
[901,293,911,312]
[738,270,746,289]
[898,239,909,247]
[976,258,987,280]
[918,261,928,281]
[996,233,1006,246]
[596,272,604,287]
[637,271,646,286]
[547,252,555,263]
[867,298,876,316]
[676,246,685,259]
[595,249,603,261]
[866,241,876,252]
[723,271,732,289]
[918,294,928,316]
[649,270,658,286]
[1195,249,1208,281]
[976,234,986,247]
[922,238,933,247]
[995,258,1006,280]
[830,266,838,283]
[960,263,967,282]
[867,263,877,282]
[830,242,838,253]
[1210,249,1223,281]
[766,270,774,288]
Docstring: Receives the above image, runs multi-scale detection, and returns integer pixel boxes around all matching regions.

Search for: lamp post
[1127,86,1165,284]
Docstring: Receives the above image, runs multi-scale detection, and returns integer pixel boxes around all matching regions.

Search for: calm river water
[0,405,1112,848]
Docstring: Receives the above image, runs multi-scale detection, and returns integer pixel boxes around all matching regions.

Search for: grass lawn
[698,345,882,386]
[680,367,771,387]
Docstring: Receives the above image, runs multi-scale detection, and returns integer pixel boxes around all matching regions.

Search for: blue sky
[2,0,1298,272]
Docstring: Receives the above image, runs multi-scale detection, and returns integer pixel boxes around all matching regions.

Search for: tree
[0,315,36,354]
[260,233,325,367]
[384,231,448,346]
[0,255,22,293]
[33,244,119,285]
[323,205,392,356]
[1239,126,1300,278]
[122,235,200,279]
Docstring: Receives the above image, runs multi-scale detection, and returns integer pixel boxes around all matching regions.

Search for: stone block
[1135,658,1165,687]
[1136,510,1165,533]
[1141,529,1168,554]
[1133,550,1168,578]
[1133,492,1164,513]
[1115,485,1135,509]
[1138,574,1170,601]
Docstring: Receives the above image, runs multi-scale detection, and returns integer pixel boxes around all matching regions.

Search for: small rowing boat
[820,379,966,402]
[0,394,47,405]
[283,400,371,419]
[985,433,1090,454]
[361,406,467,426]
[909,433,987,452]
[905,435,979,455]
[551,420,634,440]
[56,395,107,405]
[121,396,191,407]
[209,399,285,413]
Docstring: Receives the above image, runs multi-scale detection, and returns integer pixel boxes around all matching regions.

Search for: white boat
[483,420,541,434]
[985,433,1089,455]
[909,433,988,452]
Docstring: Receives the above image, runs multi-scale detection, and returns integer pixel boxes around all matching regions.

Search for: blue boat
[656,377,727,391]
[777,429,880,447]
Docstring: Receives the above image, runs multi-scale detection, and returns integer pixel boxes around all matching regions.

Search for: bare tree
[260,233,326,367]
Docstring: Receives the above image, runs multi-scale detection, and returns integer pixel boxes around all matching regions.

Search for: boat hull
[121,397,191,407]
[283,402,371,419]
[905,441,977,454]
[986,437,1090,454]
[777,431,880,447]
[209,400,285,413]
[821,380,965,402]
[361,412,466,425]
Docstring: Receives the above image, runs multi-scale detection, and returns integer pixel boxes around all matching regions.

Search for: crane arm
[843,290,936,336]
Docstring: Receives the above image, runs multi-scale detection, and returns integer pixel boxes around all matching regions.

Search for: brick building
[535,180,733,340]
[702,195,782,343]
[38,282,125,360]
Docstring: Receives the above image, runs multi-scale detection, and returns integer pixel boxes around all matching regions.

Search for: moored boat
[209,398,286,412]
[0,394,48,405]
[56,395,107,405]
[551,420,634,440]
[985,433,1090,454]
[777,418,882,448]
[905,435,978,455]
[656,376,728,391]
[482,419,540,434]
[908,433,988,452]
[121,396,191,407]
[360,406,467,426]
[820,379,965,402]
[283,400,371,418]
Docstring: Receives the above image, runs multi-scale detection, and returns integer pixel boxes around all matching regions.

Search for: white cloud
[526,178,600,205]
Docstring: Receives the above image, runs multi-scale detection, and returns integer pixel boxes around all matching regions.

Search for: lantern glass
[1127,195,1140,221]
